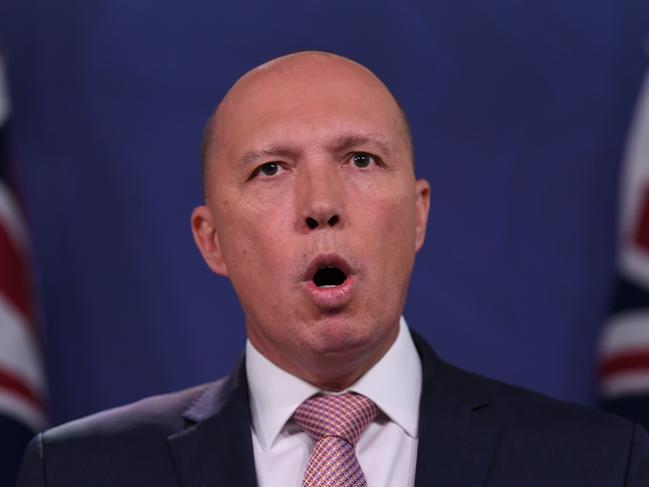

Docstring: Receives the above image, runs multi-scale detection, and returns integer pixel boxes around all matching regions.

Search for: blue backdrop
[2,0,648,425]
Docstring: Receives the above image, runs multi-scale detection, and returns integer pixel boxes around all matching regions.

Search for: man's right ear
[191,206,229,277]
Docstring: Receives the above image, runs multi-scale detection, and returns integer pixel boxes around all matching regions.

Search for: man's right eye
[252,162,283,178]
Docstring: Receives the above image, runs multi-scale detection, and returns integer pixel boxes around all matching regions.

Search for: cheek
[364,193,418,276]
[217,199,296,289]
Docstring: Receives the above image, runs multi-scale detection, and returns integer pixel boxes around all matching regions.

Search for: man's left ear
[414,179,430,252]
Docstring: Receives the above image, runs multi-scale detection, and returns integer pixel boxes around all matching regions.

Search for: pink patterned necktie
[293,393,379,487]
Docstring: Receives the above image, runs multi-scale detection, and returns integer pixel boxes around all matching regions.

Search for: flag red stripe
[0,368,42,410]
[599,350,649,378]
[0,220,33,322]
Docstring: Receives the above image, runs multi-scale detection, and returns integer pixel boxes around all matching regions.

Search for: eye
[350,152,378,168]
[252,162,285,179]
[260,162,279,176]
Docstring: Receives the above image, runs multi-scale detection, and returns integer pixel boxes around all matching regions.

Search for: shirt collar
[246,317,422,451]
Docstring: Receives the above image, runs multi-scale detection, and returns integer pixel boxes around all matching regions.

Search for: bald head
[200,51,413,194]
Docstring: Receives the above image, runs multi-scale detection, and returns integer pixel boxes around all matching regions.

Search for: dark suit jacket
[16,332,649,486]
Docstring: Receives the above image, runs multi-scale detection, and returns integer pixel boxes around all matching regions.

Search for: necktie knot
[293,393,378,446]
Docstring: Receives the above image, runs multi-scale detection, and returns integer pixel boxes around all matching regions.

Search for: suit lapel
[412,332,502,487]
[167,359,258,487]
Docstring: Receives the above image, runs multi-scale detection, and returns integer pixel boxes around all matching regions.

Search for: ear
[191,205,229,277]
[414,179,430,252]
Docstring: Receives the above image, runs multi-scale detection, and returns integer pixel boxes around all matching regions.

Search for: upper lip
[303,254,355,282]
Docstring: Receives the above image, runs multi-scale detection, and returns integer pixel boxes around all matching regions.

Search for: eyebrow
[238,132,395,167]
[239,145,300,167]
[326,133,394,156]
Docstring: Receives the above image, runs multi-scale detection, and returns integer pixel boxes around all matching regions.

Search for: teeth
[321,285,337,288]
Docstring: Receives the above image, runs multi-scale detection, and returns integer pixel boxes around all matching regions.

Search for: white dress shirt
[246,317,422,487]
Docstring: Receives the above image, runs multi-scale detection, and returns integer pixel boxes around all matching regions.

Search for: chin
[304,313,376,356]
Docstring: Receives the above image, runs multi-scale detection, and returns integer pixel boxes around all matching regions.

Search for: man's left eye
[351,153,376,168]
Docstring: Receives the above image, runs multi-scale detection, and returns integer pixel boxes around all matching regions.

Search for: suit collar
[167,357,258,487]
[411,330,502,487]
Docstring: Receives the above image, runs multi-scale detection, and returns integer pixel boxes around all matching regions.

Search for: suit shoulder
[44,378,226,444]
[432,361,649,483]
[19,377,235,486]
[438,358,636,434]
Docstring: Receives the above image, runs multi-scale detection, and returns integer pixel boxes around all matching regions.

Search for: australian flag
[598,69,649,428]
[0,52,47,485]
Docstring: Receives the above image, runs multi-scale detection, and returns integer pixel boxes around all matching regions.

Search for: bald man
[16,52,649,487]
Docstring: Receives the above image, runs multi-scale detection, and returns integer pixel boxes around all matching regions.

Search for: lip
[302,254,356,309]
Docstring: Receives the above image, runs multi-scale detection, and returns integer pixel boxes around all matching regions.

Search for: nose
[298,165,345,233]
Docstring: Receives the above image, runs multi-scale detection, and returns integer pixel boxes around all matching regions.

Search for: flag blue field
[599,70,649,428]
[0,53,47,486]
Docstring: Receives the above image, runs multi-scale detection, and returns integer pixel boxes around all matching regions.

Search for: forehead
[214,58,408,160]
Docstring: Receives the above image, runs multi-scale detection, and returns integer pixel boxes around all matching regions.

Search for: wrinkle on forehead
[200,51,413,197]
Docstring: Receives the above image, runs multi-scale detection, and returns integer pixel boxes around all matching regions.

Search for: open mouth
[303,254,356,307]
[304,254,353,288]
[313,266,347,288]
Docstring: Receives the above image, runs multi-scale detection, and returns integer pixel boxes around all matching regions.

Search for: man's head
[192,51,429,389]
[199,54,414,194]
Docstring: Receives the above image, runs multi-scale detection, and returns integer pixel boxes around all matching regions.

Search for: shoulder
[414,329,639,436]
[439,357,634,432]
[434,359,649,483]
[43,380,220,444]
[412,331,649,483]
[16,378,231,487]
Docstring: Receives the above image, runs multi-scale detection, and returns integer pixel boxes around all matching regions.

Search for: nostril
[327,215,339,227]
[306,217,318,230]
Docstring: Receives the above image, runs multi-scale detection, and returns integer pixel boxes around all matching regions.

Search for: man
[16,51,649,486]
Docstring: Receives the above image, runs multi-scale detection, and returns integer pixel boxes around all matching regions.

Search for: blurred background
[1,0,649,484]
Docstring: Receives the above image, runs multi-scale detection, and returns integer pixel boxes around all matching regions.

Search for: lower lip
[303,275,355,308]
